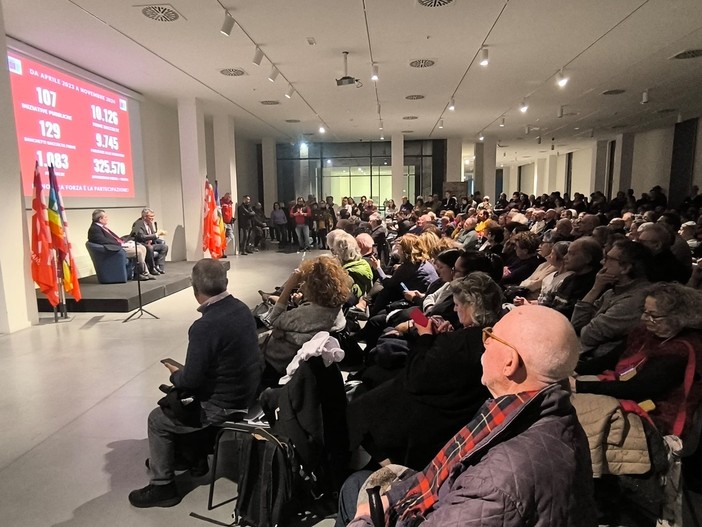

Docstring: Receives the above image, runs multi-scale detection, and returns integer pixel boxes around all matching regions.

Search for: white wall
[556,154,567,192]
[631,126,675,196]
[571,148,593,196]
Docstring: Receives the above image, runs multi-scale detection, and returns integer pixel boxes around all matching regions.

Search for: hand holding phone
[161,358,183,370]
[400,282,409,292]
[409,307,429,328]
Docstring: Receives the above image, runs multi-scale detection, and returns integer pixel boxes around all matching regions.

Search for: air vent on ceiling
[260,100,280,105]
[140,5,180,22]
[401,130,415,134]
[220,68,246,77]
[611,124,629,129]
[602,89,626,95]
[406,94,425,100]
[409,59,435,68]
[418,0,455,6]
[285,119,301,123]
[655,108,676,114]
[671,49,702,60]
[403,116,419,120]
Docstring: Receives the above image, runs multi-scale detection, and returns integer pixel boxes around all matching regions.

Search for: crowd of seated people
[238,185,702,524]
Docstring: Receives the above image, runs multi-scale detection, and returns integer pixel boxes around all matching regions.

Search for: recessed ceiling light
[401,130,414,134]
[405,95,425,100]
[260,100,280,105]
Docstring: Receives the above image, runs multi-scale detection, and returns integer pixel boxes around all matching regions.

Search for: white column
[213,114,238,203]
[475,137,497,198]
[261,137,277,208]
[391,133,405,201]
[545,155,558,194]
[446,136,463,182]
[0,3,38,333]
[535,158,547,195]
[592,140,608,194]
[177,98,207,261]
[613,133,634,195]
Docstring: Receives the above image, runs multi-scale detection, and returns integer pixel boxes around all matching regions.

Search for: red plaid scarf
[392,390,540,525]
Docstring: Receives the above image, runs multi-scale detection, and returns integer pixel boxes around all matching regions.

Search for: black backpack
[234,428,295,527]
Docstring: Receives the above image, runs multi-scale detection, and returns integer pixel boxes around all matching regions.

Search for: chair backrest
[85,241,129,283]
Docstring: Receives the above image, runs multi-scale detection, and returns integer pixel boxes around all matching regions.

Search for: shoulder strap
[672,340,697,437]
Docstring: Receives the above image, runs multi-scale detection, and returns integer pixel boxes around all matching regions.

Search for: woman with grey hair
[327,229,373,302]
[574,282,702,439]
[347,271,504,469]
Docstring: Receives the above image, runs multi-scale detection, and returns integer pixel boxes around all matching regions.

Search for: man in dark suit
[237,195,256,255]
[88,209,154,280]
[131,208,169,274]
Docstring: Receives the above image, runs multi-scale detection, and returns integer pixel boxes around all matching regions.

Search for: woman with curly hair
[347,272,504,469]
[574,282,702,439]
[261,256,350,385]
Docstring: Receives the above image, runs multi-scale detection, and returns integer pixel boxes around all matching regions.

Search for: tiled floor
[0,248,335,527]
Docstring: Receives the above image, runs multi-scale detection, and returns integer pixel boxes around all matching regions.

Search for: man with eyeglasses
[571,240,652,372]
[342,305,596,527]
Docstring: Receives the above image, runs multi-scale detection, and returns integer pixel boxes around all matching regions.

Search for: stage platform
[36,260,230,313]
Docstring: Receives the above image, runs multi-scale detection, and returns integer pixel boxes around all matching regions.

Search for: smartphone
[410,307,429,327]
[400,282,409,292]
[160,358,184,369]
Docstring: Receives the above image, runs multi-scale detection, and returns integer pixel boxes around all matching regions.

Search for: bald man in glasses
[342,305,596,527]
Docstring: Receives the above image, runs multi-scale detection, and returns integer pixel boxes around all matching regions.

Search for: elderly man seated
[131,208,169,275]
[339,305,596,527]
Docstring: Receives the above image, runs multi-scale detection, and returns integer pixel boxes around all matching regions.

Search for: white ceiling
[3,0,702,166]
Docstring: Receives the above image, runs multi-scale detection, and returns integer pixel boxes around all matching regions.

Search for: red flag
[30,162,59,306]
[48,166,82,301]
[203,180,223,259]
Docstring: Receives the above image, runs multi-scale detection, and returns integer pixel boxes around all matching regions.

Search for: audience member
[237,195,256,255]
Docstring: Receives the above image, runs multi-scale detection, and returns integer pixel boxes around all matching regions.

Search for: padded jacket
[353,383,597,527]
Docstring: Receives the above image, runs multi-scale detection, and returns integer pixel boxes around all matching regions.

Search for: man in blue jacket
[129,259,261,508]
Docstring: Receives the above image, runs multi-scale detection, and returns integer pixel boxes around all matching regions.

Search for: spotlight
[379,120,383,130]
[448,97,455,111]
[268,67,279,83]
[479,47,489,67]
[252,47,264,66]
[499,117,505,127]
[537,135,542,144]
[318,125,326,134]
[556,69,569,88]
[641,89,649,104]
[380,135,385,140]
[557,105,564,118]
[439,119,444,129]
[285,86,295,99]
[524,125,530,135]
[371,63,379,82]
[478,132,484,141]
[220,12,235,36]
[519,99,528,113]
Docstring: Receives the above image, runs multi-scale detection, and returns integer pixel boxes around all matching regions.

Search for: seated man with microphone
[131,208,169,275]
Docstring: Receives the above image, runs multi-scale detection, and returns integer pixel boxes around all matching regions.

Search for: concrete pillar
[592,140,608,194]
[475,137,497,198]
[177,98,207,261]
[535,158,547,195]
[613,133,634,194]
[261,137,277,208]
[213,114,238,254]
[546,155,558,193]
[391,133,405,201]
[0,4,38,333]
[446,136,463,182]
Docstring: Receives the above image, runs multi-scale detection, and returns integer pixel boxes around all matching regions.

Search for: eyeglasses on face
[641,311,666,323]
[482,326,520,355]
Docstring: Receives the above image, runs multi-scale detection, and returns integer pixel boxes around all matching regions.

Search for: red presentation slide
[8,51,134,198]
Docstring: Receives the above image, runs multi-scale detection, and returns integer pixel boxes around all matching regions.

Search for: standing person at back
[220,192,236,255]
[237,195,256,255]
[291,196,312,251]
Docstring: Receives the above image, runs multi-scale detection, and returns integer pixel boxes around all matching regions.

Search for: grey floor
[0,248,335,527]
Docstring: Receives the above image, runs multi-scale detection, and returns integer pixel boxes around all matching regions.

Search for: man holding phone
[129,259,262,508]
